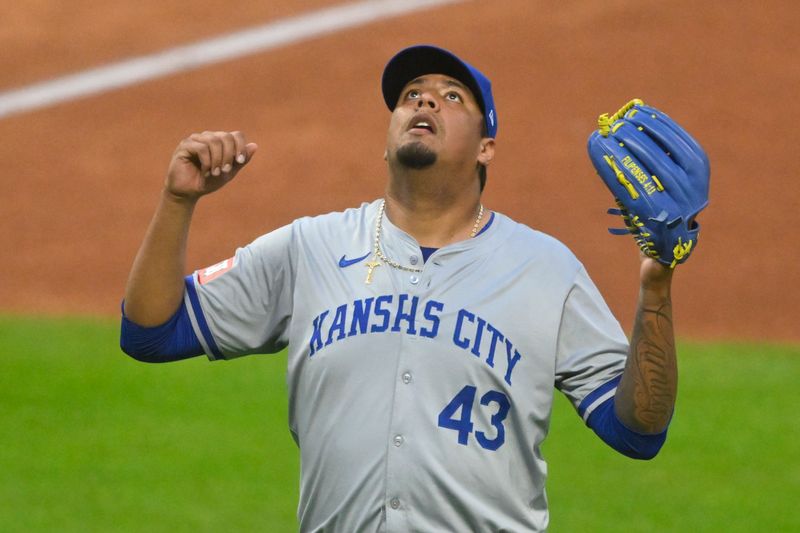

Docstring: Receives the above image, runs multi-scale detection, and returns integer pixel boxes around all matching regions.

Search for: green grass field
[1,316,798,532]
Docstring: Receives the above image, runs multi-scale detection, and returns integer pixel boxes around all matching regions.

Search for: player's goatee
[396,141,437,169]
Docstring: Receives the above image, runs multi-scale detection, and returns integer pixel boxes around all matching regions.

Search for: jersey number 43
[437,385,511,451]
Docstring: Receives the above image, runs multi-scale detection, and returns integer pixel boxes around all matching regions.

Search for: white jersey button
[393,434,404,447]
[401,372,412,384]
[390,498,400,509]
[409,275,419,284]
[409,255,419,265]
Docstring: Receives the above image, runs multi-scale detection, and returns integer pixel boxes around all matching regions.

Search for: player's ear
[477,138,495,166]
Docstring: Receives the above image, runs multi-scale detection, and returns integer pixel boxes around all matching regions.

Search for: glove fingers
[627,106,708,181]
[611,121,686,194]
[626,113,709,213]
[637,105,706,161]
[589,133,677,207]
[637,106,710,204]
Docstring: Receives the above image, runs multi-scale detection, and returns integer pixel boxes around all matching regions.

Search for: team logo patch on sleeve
[197,257,235,285]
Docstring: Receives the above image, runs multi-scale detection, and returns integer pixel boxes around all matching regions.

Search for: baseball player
[122,45,687,531]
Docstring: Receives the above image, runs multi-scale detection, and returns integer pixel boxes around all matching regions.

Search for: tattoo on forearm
[623,303,677,432]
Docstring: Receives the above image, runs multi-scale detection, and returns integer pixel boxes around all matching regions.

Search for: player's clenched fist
[166,131,258,199]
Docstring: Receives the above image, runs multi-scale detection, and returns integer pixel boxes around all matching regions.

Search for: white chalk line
[0,0,461,119]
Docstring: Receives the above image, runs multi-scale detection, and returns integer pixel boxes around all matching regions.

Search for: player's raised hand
[166,131,258,200]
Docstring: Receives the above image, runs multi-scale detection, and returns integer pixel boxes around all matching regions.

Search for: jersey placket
[380,227,429,532]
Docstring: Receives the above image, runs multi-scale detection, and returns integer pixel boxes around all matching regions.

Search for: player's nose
[416,91,439,111]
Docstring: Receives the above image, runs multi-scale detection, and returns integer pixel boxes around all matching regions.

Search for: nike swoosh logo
[338,252,371,268]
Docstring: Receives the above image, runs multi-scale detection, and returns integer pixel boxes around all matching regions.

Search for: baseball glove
[587,99,710,268]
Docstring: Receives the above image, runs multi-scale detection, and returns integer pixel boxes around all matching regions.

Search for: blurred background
[2,0,799,341]
[1,1,798,530]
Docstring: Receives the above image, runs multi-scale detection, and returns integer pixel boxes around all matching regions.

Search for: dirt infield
[2,0,798,343]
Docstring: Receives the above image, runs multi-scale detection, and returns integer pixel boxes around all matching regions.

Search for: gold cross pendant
[364,258,381,284]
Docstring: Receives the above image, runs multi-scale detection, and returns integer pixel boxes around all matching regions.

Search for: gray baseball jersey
[184,199,628,532]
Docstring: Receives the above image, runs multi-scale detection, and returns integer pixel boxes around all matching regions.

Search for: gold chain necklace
[365,199,485,284]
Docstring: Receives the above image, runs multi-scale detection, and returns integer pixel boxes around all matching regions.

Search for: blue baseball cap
[382,45,498,138]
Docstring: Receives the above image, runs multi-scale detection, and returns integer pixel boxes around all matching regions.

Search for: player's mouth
[406,114,438,135]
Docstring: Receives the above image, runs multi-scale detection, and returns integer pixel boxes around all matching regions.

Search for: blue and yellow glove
[587,99,710,268]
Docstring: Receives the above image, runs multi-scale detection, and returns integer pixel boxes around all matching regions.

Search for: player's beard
[396,141,437,169]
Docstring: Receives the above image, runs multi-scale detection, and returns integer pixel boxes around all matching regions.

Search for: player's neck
[383,184,484,248]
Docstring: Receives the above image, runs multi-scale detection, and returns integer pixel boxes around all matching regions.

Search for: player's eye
[445,91,463,103]
[406,89,421,99]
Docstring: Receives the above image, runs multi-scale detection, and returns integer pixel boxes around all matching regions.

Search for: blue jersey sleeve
[585,395,668,460]
[119,298,204,363]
